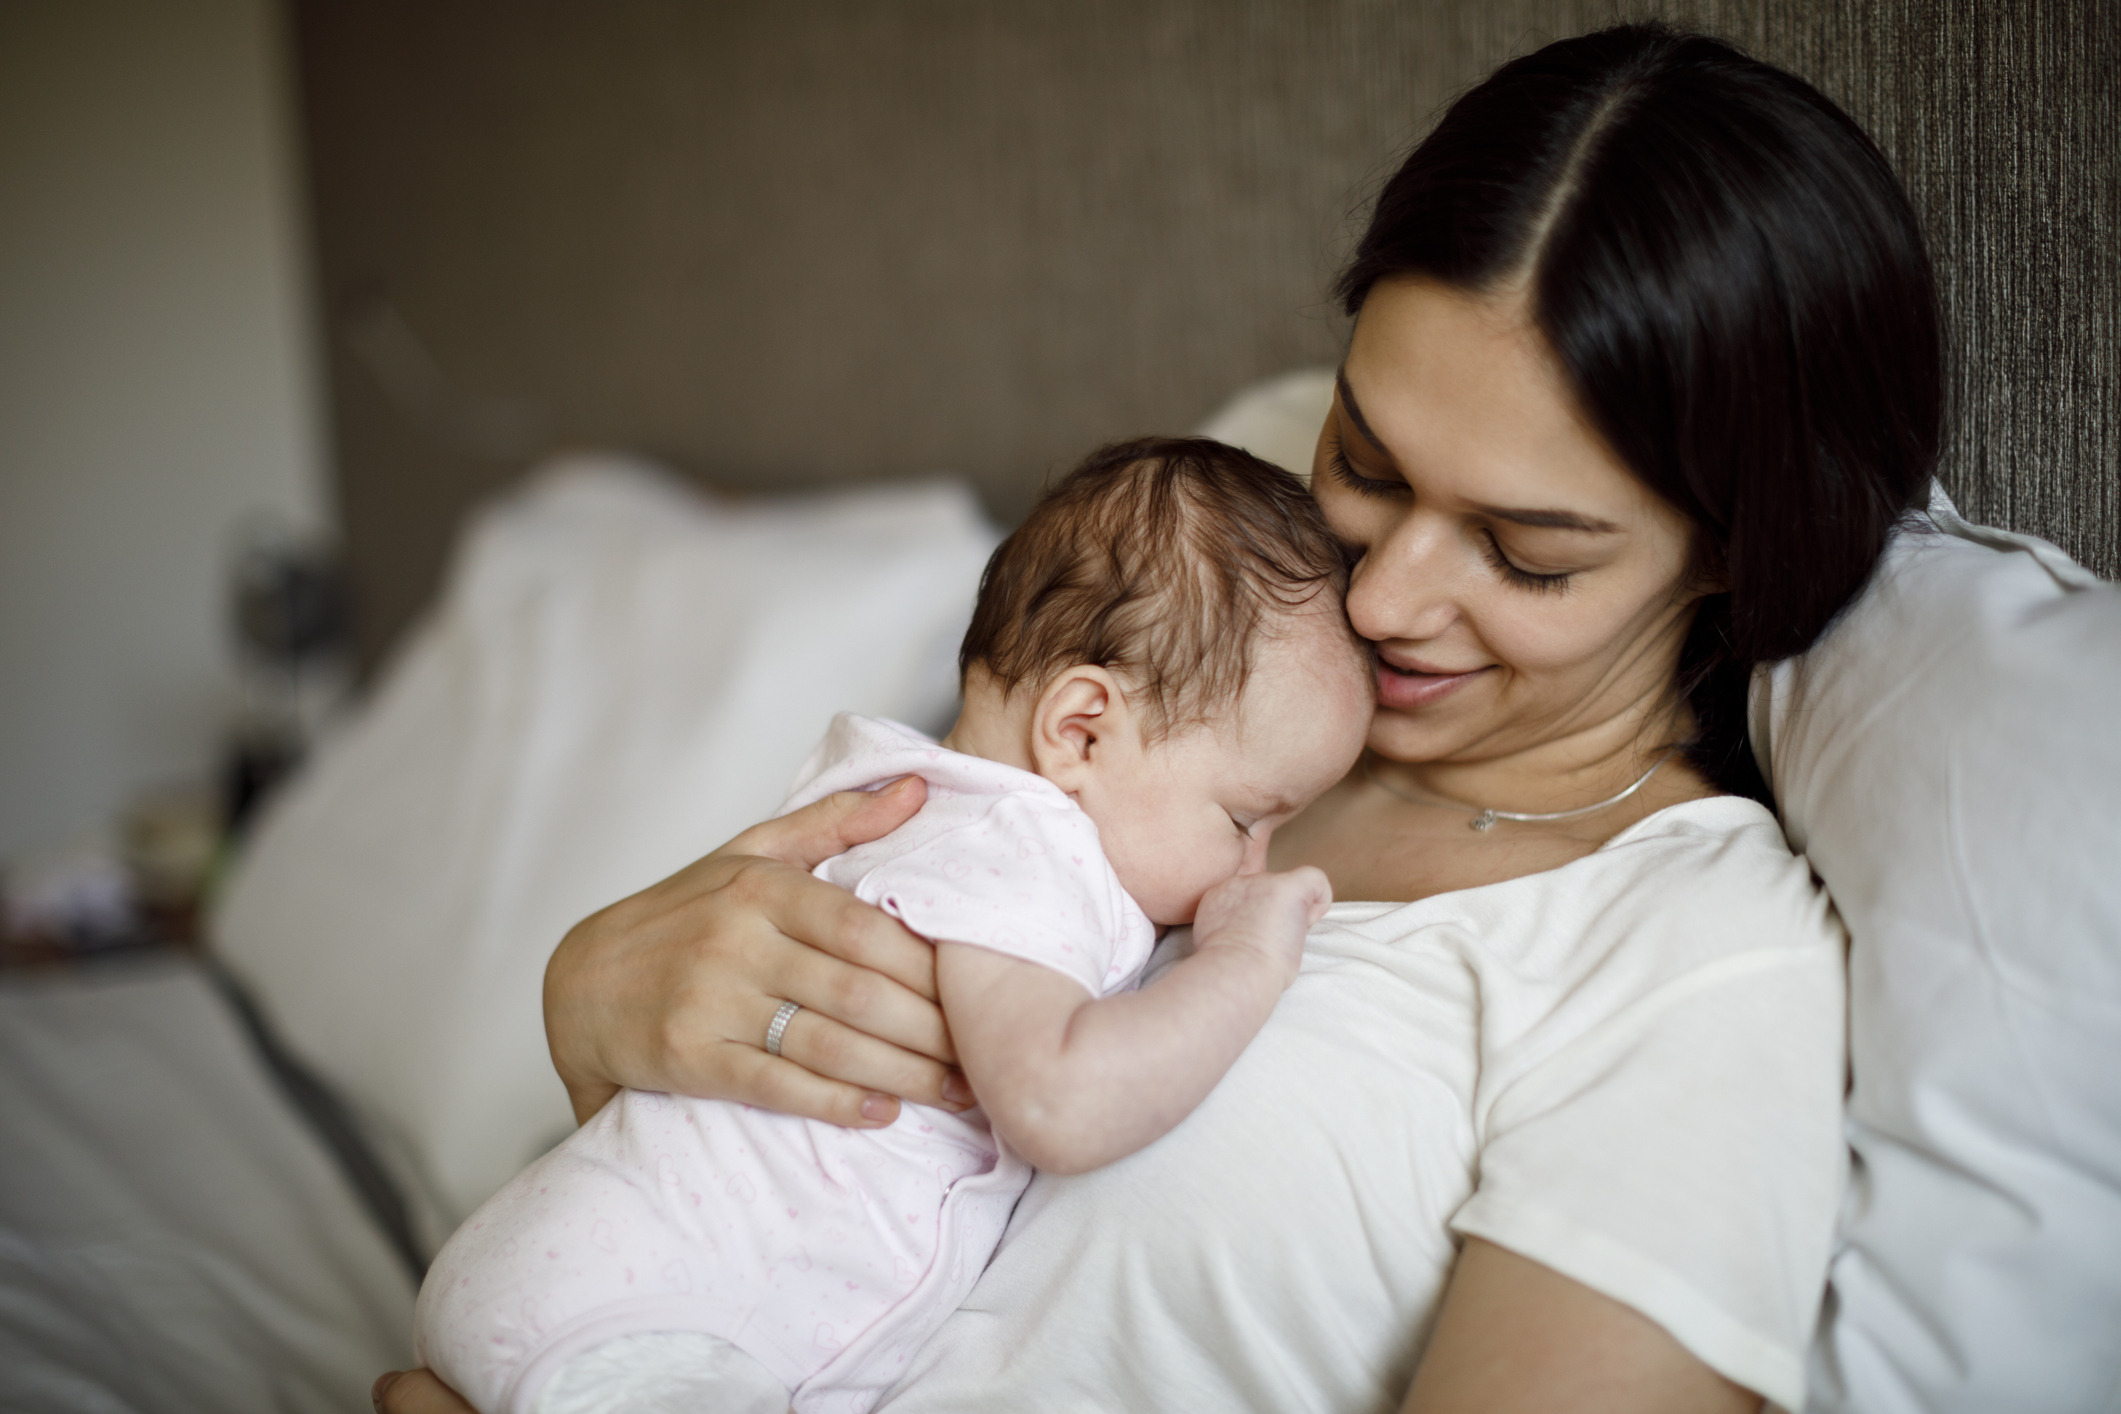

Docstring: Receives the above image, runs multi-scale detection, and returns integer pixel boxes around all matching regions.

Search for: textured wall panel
[290,1,2117,664]
[1669,0,2119,586]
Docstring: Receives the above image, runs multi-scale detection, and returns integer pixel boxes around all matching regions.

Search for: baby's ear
[1029,666,1124,788]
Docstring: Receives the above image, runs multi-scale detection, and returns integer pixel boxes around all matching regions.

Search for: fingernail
[859,1093,895,1122]
[372,1372,400,1409]
[884,775,915,795]
[941,1072,975,1107]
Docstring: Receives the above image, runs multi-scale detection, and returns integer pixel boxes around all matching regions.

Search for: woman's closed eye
[1479,530,1574,594]
[1325,427,1578,592]
[1326,440,1406,499]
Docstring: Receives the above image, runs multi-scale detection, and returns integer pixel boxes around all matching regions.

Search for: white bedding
[0,954,415,1413]
[213,456,1001,1222]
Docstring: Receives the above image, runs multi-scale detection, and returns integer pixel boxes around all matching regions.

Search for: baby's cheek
[1157,842,1225,925]
[1190,836,1248,905]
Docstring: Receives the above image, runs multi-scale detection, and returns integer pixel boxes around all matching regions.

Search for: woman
[381,23,1939,1413]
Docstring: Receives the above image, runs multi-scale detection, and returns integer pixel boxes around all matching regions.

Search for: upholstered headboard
[290,0,2117,668]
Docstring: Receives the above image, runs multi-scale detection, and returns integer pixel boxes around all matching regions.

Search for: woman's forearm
[1403,1240,1761,1414]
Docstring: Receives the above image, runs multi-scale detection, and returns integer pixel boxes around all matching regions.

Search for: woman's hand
[544,776,970,1129]
[373,1370,472,1414]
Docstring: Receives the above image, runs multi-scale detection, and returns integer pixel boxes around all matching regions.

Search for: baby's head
[950,437,1373,925]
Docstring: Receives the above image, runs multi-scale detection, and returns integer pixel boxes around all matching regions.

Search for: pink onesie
[415,714,1157,1414]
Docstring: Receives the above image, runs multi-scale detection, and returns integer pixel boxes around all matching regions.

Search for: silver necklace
[1363,748,1681,832]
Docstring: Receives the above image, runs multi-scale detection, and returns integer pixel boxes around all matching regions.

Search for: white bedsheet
[214,456,1001,1221]
[0,954,415,1413]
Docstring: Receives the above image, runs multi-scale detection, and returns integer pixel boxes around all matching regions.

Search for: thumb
[723,776,928,870]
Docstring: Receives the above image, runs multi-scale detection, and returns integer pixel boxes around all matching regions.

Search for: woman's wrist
[536,781,961,1129]
[545,936,601,1122]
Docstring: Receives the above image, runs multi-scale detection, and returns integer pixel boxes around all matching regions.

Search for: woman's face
[1314,275,1709,767]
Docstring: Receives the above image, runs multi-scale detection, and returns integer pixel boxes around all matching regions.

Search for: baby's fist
[1190,866,1333,985]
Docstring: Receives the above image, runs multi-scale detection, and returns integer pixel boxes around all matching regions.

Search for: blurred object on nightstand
[226,518,351,834]
[122,780,222,946]
[1,834,138,962]
[1,782,225,966]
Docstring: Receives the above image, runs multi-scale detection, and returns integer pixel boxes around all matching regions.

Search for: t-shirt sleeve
[1448,861,1848,1411]
[850,795,1126,998]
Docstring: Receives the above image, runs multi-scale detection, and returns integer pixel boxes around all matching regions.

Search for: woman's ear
[1029,666,1129,792]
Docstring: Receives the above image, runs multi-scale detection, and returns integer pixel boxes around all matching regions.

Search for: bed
[2,377,2116,1413]
[0,955,418,1411]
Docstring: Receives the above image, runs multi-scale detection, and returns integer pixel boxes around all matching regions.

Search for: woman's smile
[1372,653,1490,711]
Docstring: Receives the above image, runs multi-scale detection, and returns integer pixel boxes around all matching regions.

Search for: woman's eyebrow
[1473,503,1624,533]
[1334,367,1391,454]
[1337,366,1622,534]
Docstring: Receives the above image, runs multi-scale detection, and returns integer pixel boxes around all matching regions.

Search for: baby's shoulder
[845,783,1151,993]
[902,785,1109,872]
[822,780,1111,894]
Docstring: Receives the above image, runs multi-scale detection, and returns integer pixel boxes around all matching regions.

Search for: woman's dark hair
[1337,23,1943,800]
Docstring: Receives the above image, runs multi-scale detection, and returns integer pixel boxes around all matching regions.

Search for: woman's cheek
[1471,594,1603,677]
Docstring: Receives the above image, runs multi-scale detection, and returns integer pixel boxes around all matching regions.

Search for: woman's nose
[1346,516,1461,644]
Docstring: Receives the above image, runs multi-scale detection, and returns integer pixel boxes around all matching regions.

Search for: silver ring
[764,1000,801,1058]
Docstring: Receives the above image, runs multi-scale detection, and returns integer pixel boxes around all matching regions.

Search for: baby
[415,436,1375,1414]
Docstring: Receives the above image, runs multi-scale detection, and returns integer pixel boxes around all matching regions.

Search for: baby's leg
[533,1332,789,1414]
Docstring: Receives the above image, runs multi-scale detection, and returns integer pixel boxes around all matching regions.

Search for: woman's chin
[1365,709,1473,765]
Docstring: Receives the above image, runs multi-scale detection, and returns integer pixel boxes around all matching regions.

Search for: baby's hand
[1189,866,1333,989]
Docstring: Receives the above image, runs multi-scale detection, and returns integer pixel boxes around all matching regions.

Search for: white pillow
[212,454,998,1222]
[1752,494,2121,1412]
[1193,367,1334,481]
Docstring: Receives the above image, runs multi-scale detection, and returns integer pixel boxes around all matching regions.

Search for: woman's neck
[1368,687,1706,820]
[1272,690,1721,904]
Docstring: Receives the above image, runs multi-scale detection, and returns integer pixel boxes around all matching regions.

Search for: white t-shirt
[877,796,1847,1413]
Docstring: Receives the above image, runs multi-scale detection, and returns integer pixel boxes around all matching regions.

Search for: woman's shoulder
[1592,792,1813,902]
[1590,791,1836,949]
[1535,792,1840,975]
[1604,790,1784,848]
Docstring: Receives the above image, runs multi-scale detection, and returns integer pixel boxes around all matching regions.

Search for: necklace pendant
[1470,811,1498,832]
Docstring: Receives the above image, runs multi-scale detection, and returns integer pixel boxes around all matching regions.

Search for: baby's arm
[935,867,1330,1175]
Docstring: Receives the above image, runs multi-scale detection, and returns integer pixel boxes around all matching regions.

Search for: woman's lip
[1377,651,1476,675]
[1373,657,1489,711]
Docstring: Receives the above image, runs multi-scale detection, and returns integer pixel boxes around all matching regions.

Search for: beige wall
[294,0,2116,667]
[0,0,328,858]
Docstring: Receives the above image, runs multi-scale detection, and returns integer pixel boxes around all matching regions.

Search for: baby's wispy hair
[959,436,1358,741]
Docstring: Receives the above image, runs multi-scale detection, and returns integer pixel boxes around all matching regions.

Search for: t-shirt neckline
[1323,792,1776,923]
